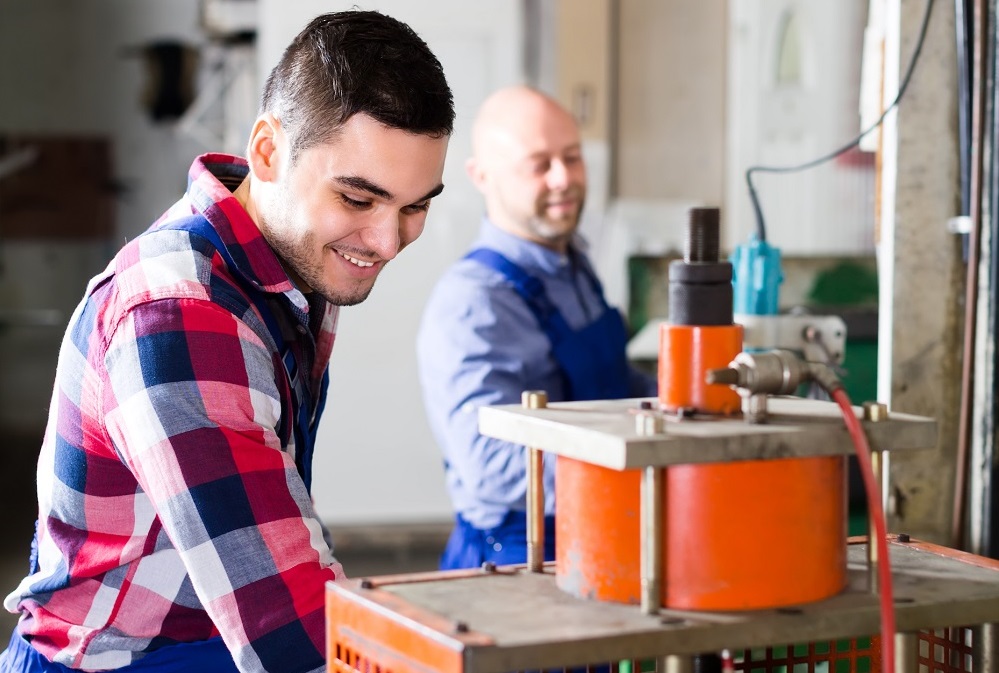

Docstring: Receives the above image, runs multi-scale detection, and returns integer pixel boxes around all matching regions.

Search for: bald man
[416,86,657,570]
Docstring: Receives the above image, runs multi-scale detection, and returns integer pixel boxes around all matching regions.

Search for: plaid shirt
[4,154,343,672]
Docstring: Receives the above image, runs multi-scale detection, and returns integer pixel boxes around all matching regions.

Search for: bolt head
[863,401,889,422]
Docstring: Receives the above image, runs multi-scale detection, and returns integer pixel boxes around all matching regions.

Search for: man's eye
[341,195,372,209]
[402,201,431,215]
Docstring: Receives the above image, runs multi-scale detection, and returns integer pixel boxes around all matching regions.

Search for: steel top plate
[478,396,937,470]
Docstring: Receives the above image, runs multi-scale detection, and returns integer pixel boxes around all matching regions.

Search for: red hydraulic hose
[832,388,896,673]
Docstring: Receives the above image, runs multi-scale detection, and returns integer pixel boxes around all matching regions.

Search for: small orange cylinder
[659,324,743,415]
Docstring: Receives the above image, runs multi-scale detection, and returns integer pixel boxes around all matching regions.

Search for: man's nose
[364,211,402,260]
[546,160,570,190]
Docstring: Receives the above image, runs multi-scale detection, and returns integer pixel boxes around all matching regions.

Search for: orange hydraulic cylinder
[665,455,847,610]
[556,460,643,604]
[554,321,847,611]
[658,323,743,415]
[554,456,846,609]
[659,319,845,608]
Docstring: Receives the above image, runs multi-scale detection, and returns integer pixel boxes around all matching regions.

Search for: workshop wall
[0,0,884,534]
[0,0,209,433]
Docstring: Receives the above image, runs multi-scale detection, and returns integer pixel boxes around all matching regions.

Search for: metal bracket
[947,215,973,235]
[735,313,848,365]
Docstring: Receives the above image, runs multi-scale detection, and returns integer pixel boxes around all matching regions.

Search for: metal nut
[863,401,889,422]
[635,410,665,436]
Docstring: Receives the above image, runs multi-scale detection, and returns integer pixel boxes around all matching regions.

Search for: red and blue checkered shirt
[3,154,343,672]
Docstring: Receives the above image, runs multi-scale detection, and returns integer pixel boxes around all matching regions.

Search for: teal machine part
[731,234,783,315]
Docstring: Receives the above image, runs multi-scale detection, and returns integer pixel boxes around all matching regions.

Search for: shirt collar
[186,153,299,298]
[475,217,587,275]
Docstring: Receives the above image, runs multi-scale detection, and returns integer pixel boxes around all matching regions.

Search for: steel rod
[523,390,548,573]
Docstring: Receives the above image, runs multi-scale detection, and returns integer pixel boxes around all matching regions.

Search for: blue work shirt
[416,219,657,530]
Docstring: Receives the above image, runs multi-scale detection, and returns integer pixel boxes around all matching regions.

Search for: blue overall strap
[464,248,575,345]
[571,249,613,310]
[159,215,320,492]
[465,246,632,401]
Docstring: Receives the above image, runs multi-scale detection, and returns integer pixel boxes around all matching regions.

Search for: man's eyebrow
[526,143,583,160]
[419,183,445,202]
[335,175,392,199]
[334,176,445,204]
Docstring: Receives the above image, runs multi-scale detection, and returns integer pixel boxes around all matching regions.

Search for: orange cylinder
[555,458,643,603]
[659,324,743,415]
[665,456,847,609]
[554,456,847,610]
[555,319,847,610]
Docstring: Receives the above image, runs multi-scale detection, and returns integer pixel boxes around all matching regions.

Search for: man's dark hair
[261,10,455,161]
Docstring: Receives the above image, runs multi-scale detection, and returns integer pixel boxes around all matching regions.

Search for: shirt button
[485,536,494,544]
[492,542,503,552]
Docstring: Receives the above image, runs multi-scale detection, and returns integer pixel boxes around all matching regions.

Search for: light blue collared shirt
[416,219,657,529]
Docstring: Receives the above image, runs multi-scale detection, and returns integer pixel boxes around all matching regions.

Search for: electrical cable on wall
[745,0,935,243]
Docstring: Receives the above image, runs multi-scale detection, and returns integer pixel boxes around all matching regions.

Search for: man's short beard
[322,282,376,307]
[527,213,579,246]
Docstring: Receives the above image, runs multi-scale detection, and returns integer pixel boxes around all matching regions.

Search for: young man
[416,86,656,571]
[1,10,452,673]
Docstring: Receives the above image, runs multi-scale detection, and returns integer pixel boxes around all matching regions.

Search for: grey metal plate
[478,397,937,470]
[336,541,999,672]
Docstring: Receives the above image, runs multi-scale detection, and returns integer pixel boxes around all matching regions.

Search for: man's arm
[103,297,339,673]
[417,274,562,515]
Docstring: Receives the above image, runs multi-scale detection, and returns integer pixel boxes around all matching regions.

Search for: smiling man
[416,86,655,570]
[1,10,452,673]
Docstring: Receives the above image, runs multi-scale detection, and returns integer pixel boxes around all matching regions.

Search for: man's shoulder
[105,225,228,319]
[428,254,519,303]
[421,254,540,334]
[121,227,213,287]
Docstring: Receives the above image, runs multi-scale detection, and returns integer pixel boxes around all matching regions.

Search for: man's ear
[246,113,284,183]
[466,157,487,193]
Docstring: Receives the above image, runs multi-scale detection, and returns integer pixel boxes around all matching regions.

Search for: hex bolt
[897,533,911,543]
[453,621,469,634]
[743,393,769,424]
[636,410,665,436]
[863,401,890,422]
[359,579,373,590]
[481,561,497,573]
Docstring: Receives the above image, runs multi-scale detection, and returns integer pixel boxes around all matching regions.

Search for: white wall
[257,1,525,525]
[0,0,208,430]
[725,0,874,255]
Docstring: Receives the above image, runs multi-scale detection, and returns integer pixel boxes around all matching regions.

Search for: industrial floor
[0,426,447,644]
